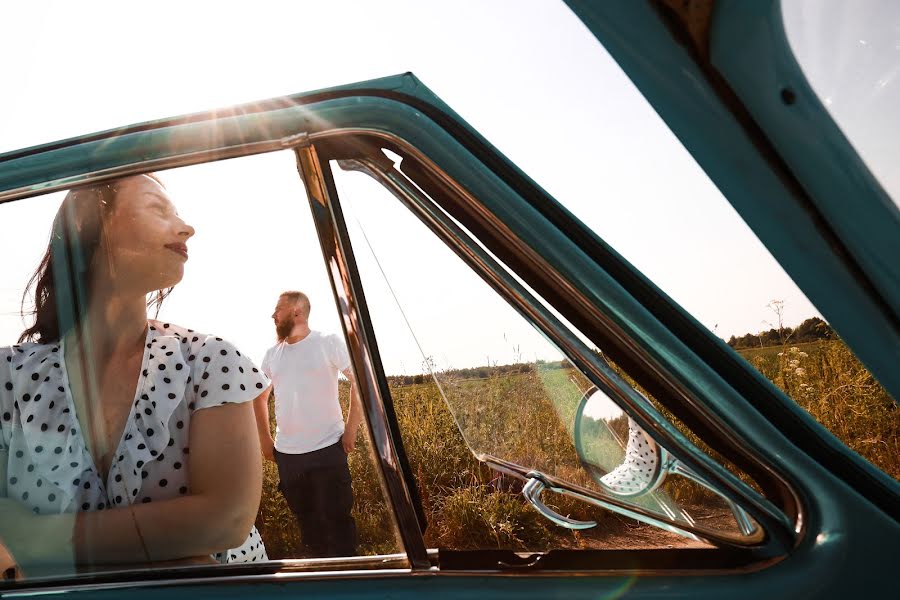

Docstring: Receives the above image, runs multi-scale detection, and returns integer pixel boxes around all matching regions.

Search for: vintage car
[0,0,897,597]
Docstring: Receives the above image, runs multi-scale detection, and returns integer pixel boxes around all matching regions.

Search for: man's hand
[341,429,357,454]
[252,386,275,463]
[341,368,362,455]
[260,435,275,462]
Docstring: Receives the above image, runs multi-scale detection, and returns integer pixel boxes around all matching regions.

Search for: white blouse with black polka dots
[0,321,269,563]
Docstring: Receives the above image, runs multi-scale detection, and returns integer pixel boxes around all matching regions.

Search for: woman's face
[99,175,195,295]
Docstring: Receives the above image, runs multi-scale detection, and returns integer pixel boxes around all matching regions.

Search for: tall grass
[255,338,897,558]
[741,340,897,479]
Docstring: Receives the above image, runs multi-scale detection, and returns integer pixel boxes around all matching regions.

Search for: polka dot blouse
[0,321,270,564]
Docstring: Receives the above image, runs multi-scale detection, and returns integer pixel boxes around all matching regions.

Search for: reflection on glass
[1,174,268,579]
[0,155,406,583]
[782,0,900,206]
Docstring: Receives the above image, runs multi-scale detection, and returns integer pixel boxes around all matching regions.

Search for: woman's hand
[0,497,74,571]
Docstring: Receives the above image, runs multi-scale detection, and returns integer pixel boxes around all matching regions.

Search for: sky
[1,1,890,375]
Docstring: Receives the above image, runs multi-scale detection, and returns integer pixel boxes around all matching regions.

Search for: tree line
[387,359,571,385]
[726,316,833,349]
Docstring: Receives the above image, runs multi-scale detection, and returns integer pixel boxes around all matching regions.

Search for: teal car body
[0,0,897,597]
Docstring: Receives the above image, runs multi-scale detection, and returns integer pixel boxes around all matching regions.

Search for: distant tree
[731,333,759,349]
[793,316,833,342]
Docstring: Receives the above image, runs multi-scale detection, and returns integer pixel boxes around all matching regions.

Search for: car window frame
[302,132,795,560]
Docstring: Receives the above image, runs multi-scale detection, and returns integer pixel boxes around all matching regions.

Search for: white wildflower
[795,367,806,377]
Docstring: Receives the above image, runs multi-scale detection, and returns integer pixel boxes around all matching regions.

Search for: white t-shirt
[261,331,350,454]
[0,321,270,563]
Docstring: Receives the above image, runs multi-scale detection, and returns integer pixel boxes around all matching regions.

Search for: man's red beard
[276,318,294,341]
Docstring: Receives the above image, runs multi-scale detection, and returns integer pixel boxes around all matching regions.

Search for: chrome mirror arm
[579,386,759,537]
[666,459,759,537]
[522,472,598,530]
[519,469,706,542]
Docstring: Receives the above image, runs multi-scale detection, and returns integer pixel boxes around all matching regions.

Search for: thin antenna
[349,209,451,405]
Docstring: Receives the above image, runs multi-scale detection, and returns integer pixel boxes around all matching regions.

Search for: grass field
[254,338,897,558]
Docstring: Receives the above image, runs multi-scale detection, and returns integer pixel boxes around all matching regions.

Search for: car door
[1,5,897,600]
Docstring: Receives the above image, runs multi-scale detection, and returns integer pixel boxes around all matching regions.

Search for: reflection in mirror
[576,387,756,537]
[332,155,759,551]
[0,153,403,584]
[578,388,664,497]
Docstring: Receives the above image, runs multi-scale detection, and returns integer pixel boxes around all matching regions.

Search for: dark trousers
[274,442,357,557]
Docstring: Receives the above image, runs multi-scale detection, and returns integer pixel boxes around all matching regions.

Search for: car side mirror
[570,386,757,535]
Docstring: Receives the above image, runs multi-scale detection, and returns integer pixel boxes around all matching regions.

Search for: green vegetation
[255,337,897,559]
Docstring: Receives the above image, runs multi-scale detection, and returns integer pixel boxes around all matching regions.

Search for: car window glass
[491,58,900,483]
[781,0,900,207]
[0,152,403,584]
[331,161,761,551]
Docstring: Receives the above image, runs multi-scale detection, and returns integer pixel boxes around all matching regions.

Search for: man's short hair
[280,290,311,318]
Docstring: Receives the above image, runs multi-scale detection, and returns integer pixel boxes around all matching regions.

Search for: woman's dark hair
[19,174,171,343]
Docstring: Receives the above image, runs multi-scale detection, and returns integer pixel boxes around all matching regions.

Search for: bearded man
[253,290,361,557]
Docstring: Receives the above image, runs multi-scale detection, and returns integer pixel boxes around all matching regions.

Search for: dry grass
[740,340,898,479]
[254,339,897,558]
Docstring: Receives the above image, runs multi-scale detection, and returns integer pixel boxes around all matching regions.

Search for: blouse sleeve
[189,336,270,412]
[0,347,13,451]
[260,347,272,379]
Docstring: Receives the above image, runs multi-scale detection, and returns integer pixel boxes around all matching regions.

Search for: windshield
[782,0,900,207]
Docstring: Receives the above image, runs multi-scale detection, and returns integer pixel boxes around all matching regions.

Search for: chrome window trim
[294,143,430,570]
[0,568,416,598]
[0,136,305,205]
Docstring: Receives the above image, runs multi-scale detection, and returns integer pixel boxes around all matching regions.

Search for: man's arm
[341,369,363,453]
[252,385,275,461]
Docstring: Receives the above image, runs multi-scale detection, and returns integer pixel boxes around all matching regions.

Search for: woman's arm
[0,449,7,498]
[0,450,17,576]
[0,392,264,569]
